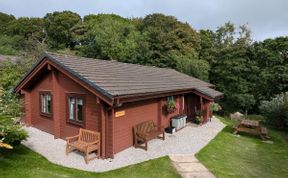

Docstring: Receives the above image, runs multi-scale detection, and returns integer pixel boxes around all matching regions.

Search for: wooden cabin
[14,52,223,158]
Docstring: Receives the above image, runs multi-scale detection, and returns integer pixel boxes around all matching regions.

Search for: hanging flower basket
[165,100,179,114]
[210,102,222,112]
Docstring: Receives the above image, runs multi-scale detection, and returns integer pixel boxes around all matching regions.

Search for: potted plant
[165,100,179,114]
[194,107,203,124]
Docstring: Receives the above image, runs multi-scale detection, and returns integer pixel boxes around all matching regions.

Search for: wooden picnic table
[233,119,268,140]
[240,119,259,127]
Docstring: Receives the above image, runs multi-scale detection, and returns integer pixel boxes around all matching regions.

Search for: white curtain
[69,97,75,120]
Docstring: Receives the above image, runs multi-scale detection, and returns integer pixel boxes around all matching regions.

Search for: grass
[0,145,180,178]
[0,114,179,178]
[196,116,288,178]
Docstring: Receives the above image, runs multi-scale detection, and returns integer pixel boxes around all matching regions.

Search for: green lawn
[196,117,288,178]
[0,145,180,178]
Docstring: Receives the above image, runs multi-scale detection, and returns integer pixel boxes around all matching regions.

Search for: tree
[44,11,81,48]
[199,29,217,63]
[201,22,258,113]
[0,35,25,55]
[252,37,288,102]
[0,12,15,34]
[176,55,210,81]
[0,56,36,90]
[136,13,200,68]
[76,14,140,62]
[7,17,46,42]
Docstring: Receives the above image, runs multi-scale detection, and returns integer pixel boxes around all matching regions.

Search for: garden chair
[66,128,100,164]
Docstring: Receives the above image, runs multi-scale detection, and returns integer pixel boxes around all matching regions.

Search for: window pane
[77,98,83,122]
[168,96,174,101]
[69,97,75,120]
[47,95,51,114]
[41,95,45,112]
[43,95,47,113]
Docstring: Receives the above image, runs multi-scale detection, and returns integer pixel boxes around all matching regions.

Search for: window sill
[67,120,83,127]
[40,113,52,118]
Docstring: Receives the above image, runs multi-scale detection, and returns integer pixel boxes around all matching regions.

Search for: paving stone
[181,171,216,178]
[169,155,198,163]
[177,162,208,172]
[170,154,215,178]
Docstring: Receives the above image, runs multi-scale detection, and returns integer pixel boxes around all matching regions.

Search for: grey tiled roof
[46,52,223,98]
[195,87,224,99]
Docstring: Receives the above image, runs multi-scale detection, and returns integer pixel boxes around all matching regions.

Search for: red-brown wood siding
[52,70,61,138]
[24,67,102,139]
[56,72,101,138]
[22,90,32,125]
[202,99,211,122]
[113,99,158,154]
[107,108,114,157]
[100,101,106,158]
[29,72,54,134]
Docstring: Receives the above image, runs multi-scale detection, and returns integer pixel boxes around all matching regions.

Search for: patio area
[22,116,225,172]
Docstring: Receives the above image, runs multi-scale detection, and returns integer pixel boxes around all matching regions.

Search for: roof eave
[193,89,224,101]
[14,52,114,106]
[45,54,113,100]
[114,88,195,104]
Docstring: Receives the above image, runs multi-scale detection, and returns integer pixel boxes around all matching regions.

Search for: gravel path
[23,116,225,172]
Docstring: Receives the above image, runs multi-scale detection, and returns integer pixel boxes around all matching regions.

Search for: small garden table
[233,119,268,140]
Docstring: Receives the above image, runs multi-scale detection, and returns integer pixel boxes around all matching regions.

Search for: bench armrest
[137,132,149,139]
[85,140,100,150]
[87,140,100,146]
[66,135,79,143]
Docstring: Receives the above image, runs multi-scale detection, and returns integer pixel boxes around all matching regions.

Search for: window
[40,92,52,117]
[67,94,85,124]
[167,96,175,102]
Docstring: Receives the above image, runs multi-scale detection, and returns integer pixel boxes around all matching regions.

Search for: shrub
[0,35,25,55]
[0,90,22,117]
[0,116,28,146]
[210,102,222,112]
[259,92,288,129]
[247,114,265,121]
[0,45,18,55]
[0,90,27,146]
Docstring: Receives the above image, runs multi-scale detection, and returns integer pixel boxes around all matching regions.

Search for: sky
[0,0,287,41]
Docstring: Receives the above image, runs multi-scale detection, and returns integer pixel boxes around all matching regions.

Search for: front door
[184,93,200,122]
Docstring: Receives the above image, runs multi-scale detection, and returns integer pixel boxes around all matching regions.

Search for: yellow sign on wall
[115,110,125,118]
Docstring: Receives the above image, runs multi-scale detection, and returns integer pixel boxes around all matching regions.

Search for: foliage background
[0,11,287,120]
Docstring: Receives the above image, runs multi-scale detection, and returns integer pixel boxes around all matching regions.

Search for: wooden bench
[133,120,165,151]
[66,128,100,164]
